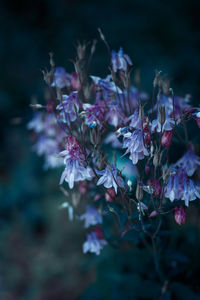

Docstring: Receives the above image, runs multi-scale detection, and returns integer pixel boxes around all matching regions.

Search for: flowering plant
[28,31,200,291]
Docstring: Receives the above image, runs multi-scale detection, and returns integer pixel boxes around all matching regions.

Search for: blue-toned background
[1,0,200,299]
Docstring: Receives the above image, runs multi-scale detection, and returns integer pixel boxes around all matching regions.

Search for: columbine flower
[56,91,80,125]
[83,102,106,128]
[128,108,142,129]
[90,75,122,97]
[97,165,124,194]
[181,179,200,206]
[27,112,57,135]
[51,67,71,89]
[151,113,174,133]
[164,168,186,202]
[83,231,107,255]
[122,130,149,164]
[59,136,93,189]
[105,100,126,127]
[80,205,102,228]
[174,206,186,225]
[174,150,200,176]
[111,47,132,73]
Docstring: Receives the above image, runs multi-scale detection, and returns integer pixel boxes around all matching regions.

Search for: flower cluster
[28,39,200,257]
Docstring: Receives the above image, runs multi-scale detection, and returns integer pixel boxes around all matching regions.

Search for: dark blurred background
[1,0,200,299]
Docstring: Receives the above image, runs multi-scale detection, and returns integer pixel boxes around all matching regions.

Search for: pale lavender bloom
[119,87,148,112]
[151,113,174,133]
[122,130,149,165]
[97,165,124,194]
[83,232,107,255]
[181,179,200,206]
[90,75,122,97]
[174,150,200,177]
[56,91,80,125]
[164,168,187,202]
[150,94,191,122]
[27,112,57,136]
[128,108,142,129]
[59,158,93,189]
[105,100,126,127]
[34,135,64,169]
[111,47,132,73]
[59,136,93,188]
[80,205,102,228]
[51,67,71,89]
[83,102,105,128]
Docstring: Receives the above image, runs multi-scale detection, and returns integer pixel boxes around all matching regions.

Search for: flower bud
[136,182,143,201]
[153,152,160,167]
[161,130,173,147]
[105,188,116,202]
[149,210,158,218]
[174,206,186,225]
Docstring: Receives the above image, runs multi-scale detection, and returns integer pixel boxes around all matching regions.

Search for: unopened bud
[136,183,143,201]
[153,152,160,167]
[149,210,158,218]
[161,130,173,147]
[174,206,186,225]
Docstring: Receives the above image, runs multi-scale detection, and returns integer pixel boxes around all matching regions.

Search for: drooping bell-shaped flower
[51,67,71,89]
[122,130,149,164]
[96,165,124,194]
[59,136,93,189]
[80,205,102,228]
[181,179,200,206]
[111,47,132,73]
[56,91,80,125]
[174,149,200,177]
[83,231,107,255]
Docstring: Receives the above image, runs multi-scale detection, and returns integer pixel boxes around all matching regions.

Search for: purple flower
[128,108,142,129]
[90,75,122,98]
[181,179,200,206]
[51,67,71,89]
[164,168,186,202]
[151,112,174,133]
[83,232,107,255]
[83,102,106,127]
[97,165,124,194]
[56,91,80,125]
[27,112,57,135]
[105,100,126,127]
[59,136,93,188]
[174,150,200,176]
[122,130,149,164]
[80,205,102,228]
[111,47,132,73]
